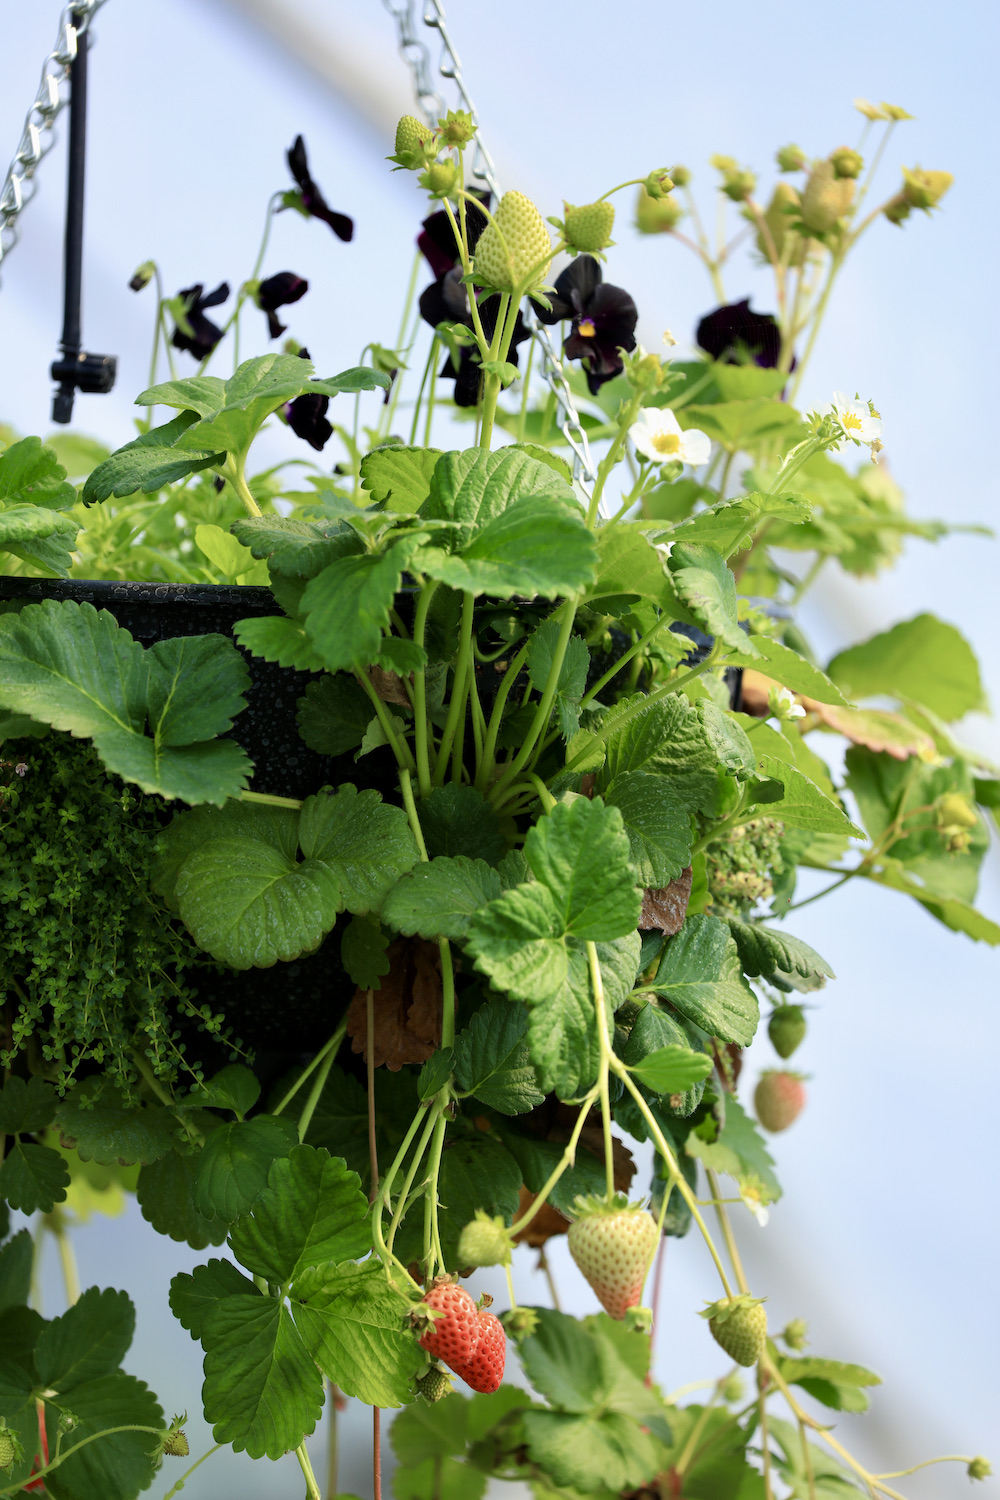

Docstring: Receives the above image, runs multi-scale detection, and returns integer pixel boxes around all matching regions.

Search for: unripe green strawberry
[416,1365,454,1402]
[701,1294,767,1367]
[800,159,854,233]
[635,187,684,234]
[780,1317,808,1351]
[452,1310,505,1394]
[968,1456,992,1481]
[755,1070,807,1132]
[567,1195,659,1320]
[457,1212,511,1268]
[0,1425,18,1472]
[395,115,430,157]
[768,1005,806,1059]
[420,159,460,199]
[162,1429,189,1457]
[563,200,615,253]
[473,191,552,292]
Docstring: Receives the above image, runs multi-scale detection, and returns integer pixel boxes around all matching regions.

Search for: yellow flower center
[651,431,681,455]
[840,410,863,432]
[578,317,597,338]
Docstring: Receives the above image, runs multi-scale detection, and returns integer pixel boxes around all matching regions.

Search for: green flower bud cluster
[776,143,808,173]
[710,154,756,202]
[643,167,676,199]
[884,165,954,226]
[829,145,864,180]
[706,817,785,916]
[0,733,234,1096]
[389,111,478,197]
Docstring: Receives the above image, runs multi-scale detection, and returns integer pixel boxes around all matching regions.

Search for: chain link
[0,1,108,279]
[382,0,598,486]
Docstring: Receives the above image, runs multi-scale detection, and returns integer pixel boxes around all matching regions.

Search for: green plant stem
[131,1047,174,1106]
[218,456,262,518]
[381,247,423,439]
[762,1355,908,1500]
[759,1369,776,1500]
[272,1021,347,1118]
[507,1086,600,1239]
[386,1104,440,1256]
[586,942,616,1202]
[477,290,513,449]
[197,191,280,375]
[610,1059,734,1299]
[788,255,843,405]
[705,1168,749,1294]
[439,939,456,1049]
[422,1107,448,1279]
[372,1105,433,1291]
[563,647,722,774]
[433,593,475,784]
[586,390,643,527]
[799,1412,817,1500]
[298,1037,338,1144]
[409,334,439,446]
[239,789,304,809]
[399,768,429,860]
[411,581,441,797]
[367,991,379,1198]
[579,612,676,708]
[475,638,532,793]
[873,1456,984,1480]
[161,1443,223,1499]
[673,1379,723,1476]
[782,868,858,912]
[358,672,416,774]
[48,1211,80,1306]
[325,1391,339,1500]
[296,1440,322,1500]
[517,331,536,441]
[491,600,578,803]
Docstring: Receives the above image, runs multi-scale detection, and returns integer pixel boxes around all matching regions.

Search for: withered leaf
[640,867,693,933]
[346,937,442,1069]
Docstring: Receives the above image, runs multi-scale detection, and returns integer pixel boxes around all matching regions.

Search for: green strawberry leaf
[231,515,363,578]
[667,543,759,657]
[81,412,224,502]
[725,636,849,706]
[0,1231,33,1314]
[55,1089,174,1166]
[0,1357,37,1492]
[452,999,546,1116]
[527,618,590,738]
[341,914,392,988]
[382,856,503,942]
[651,914,759,1046]
[0,601,251,804]
[687,1094,781,1203]
[629,1045,713,1095]
[416,497,597,599]
[233,615,327,672]
[621,1003,711,1118]
[34,1287,134,1391]
[43,1372,163,1500]
[422,446,576,527]
[296,673,374,756]
[192,1114,298,1221]
[0,435,76,510]
[136,1147,231,1250]
[597,692,720,816]
[228,1145,371,1284]
[586,523,672,609]
[827,612,984,721]
[754,756,862,837]
[419,783,506,864]
[494,1127,604,1217]
[0,1075,57,1134]
[727,920,834,990]
[300,545,412,674]
[195,1064,261,1120]
[776,1354,881,1414]
[291,1259,422,1408]
[0,1143,69,1213]
[604,772,693,885]
[521,1408,663,1495]
[201,1295,323,1459]
[360,444,442,513]
[169,1257,260,1340]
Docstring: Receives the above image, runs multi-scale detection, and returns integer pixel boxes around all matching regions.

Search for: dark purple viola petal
[171,282,229,360]
[286,135,354,242]
[417,191,491,274]
[419,268,469,330]
[586,281,638,336]
[696,298,781,368]
[286,392,332,450]
[266,311,286,340]
[258,271,309,313]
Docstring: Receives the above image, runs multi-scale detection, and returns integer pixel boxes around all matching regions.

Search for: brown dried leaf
[345,938,442,1069]
[367,666,411,705]
[737,668,773,717]
[800,697,936,761]
[640,867,693,933]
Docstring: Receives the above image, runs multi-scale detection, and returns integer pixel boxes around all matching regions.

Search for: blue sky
[2,2,998,1496]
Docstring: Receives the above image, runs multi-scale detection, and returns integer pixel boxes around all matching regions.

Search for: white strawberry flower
[630,408,711,467]
[740,1182,770,1227]
[824,391,884,455]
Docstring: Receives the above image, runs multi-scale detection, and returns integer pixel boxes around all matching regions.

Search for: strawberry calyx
[699,1293,766,1324]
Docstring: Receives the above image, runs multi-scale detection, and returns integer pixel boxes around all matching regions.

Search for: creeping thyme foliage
[0,734,227,1095]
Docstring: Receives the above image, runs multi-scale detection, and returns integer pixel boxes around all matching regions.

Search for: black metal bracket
[50,9,117,424]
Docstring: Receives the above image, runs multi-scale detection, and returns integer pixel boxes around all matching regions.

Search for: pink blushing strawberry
[453,1310,506,1394]
[754,1070,807,1133]
[567,1194,659,1321]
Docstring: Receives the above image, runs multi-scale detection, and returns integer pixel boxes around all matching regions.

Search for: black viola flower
[534,255,637,394]
[417,190,491,277]
[284,346,332,451]
[171,281,230,360]
[419,270,529,408]
[696,299,782,368]
[257,271,309,339]
[286,136,354,242]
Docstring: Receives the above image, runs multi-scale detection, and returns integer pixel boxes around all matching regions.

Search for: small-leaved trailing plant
[0,101,995,1500]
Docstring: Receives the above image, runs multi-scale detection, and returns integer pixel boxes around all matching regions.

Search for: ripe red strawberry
[754,1070,807,1133]
[416,1280,479,1369]
[567,1195,659,1320]
[453,1310,506,1394]
[700,1294,767,1366]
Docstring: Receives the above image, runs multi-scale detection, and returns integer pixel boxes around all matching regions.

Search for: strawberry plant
[0,24,994,1500]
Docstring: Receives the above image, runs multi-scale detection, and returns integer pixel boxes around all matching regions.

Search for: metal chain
[382,0,599,485]
[0,1,108,280]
